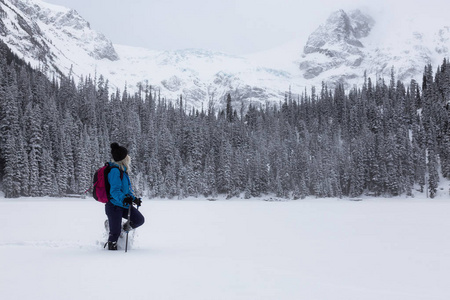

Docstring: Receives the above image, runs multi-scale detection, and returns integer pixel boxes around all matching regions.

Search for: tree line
[1,40,450,199]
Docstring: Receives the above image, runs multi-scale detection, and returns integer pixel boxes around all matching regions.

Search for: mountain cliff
[299,9,450,86]
[0,0,117,75]
[0,0,449,109]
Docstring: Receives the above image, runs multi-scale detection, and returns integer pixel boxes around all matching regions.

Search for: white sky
[43,0,449,55]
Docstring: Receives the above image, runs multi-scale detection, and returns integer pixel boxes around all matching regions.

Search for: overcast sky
[44,0,448,55]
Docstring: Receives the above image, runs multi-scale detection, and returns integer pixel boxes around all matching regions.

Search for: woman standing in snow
[105,143,145,250]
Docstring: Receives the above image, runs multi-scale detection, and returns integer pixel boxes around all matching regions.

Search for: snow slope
[1,193,449,300]
[2,0,450,110]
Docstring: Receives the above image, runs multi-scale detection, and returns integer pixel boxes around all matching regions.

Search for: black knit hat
[111,143,128,162]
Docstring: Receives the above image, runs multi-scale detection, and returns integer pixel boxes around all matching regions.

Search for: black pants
[105,201,145,242]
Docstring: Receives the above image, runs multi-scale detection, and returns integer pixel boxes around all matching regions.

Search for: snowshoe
[103,219,136,250]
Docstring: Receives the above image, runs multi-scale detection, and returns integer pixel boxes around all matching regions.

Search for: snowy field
[1,192,450,300]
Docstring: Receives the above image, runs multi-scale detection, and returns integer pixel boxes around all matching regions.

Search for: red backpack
[93,163,123,203]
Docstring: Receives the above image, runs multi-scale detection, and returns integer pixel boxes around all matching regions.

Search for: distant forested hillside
[1,41,449,199]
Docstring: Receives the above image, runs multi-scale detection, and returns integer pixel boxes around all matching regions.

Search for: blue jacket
[107,162,135,208]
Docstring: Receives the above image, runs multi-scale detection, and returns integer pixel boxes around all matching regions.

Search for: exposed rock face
[301,10,375,80]
[303,10,371,55]
[2,0,118,66]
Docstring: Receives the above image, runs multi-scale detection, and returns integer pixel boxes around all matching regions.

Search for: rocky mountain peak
[300,10,374,80]
[303,9,374,56]
[348,10,375,39]
[326,9,355,39]
[10,0,81,25]
[3,0,119,61]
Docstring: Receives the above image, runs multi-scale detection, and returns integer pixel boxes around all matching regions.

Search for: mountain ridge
[0,0,449,109]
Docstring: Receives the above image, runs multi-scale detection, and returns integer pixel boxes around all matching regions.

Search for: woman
[105,142,145,250]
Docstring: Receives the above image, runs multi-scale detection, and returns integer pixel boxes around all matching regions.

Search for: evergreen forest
[1,41,450,199]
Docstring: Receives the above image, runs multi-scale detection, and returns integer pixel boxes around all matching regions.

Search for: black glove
[123,196,133,205]
[133,197,142,206]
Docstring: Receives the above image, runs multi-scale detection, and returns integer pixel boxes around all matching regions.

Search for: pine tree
[217,138,233,197]
[226,93,233,122]
[24,102,44,196]
[0,84,23,197]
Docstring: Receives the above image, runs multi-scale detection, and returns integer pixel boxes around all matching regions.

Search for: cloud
[44,0,450,55]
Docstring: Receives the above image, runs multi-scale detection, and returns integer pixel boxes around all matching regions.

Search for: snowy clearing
[0,194,449,300]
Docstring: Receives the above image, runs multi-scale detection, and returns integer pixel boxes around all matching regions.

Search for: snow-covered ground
[1,191,449,300]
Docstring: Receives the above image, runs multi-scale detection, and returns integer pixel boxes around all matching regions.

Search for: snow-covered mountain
[1,0,449,109]
[0,0,118,74]
[298,9,450,86]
